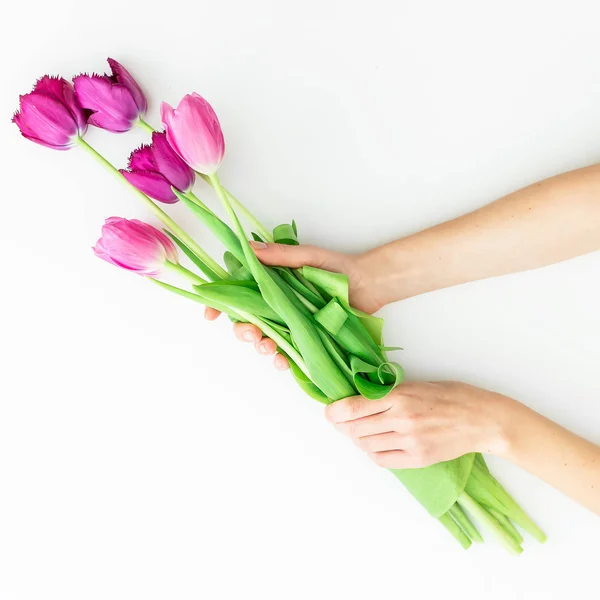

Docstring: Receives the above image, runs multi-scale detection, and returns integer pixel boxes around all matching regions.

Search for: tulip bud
[93,217,178,276]
[12,76,88,150]
[160,93,225,174]
[73,58,148,133]
[120,132,195,203]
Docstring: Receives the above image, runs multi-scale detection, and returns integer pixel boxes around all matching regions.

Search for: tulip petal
[93,216,178,276]
[107,57,148,114]
[128,143,156,171]
[73,74,139,133]
[121,169,178,203]
[160,94,225,174]
[15,92,77,148]
[150,131,195,192]
[32,75,87,134]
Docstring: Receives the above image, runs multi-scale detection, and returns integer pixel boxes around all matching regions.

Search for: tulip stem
[138,118,154,134]
[76,137,228,281]
[184,191,217,217]
[199,174,274,243]
[165,260,207,285]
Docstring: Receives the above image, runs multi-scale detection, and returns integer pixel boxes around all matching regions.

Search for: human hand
[325,381,513,468]
[205,241,383,369]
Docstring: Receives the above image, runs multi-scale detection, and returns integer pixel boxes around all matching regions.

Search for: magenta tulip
[12,76,88,150]
[160,93,225,174]
[73,58,147,133]
[93,217,178,276]
[120,132,195,203]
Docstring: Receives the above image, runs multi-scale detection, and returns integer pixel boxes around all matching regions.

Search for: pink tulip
[12,76,88,150]
[73,58,147,133]
[120,132,195,203]
[93,217,178,276]
[160,93,225,174]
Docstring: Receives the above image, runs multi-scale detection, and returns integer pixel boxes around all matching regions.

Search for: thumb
[249,241,347,272]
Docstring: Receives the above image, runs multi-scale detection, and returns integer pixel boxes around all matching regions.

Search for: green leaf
[251,232,265,243]
[165,231,221,281]
[223,251,242,273]
[302,265,385,345]
[313,299,348,335]
[214,183,355,401]
[175,190,246,265]
[349,355,404,399]
[287,354,330,404]
[193,282,285,324]
[273,223,299,245]
[274,268,326,308]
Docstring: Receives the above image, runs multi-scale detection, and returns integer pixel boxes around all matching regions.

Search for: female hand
[205,241,384,369]
[326,381,512,468]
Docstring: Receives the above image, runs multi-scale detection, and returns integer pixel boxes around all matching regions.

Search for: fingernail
[258,343,270,355]
[250,241,267,250]
[243,330,255,341]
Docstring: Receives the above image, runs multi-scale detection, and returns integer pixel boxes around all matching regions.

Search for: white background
[1,1,600,599]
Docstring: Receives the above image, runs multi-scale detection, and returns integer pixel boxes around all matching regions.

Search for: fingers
[204,307,221,321]
[233,322,263,343]
[232,322,289,370]
[325,396,394,424]
[356,432,406,453]
[273,354,289,371]
[249,241,345,272]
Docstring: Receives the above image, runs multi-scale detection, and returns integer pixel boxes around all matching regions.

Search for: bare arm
[365,163,600,305]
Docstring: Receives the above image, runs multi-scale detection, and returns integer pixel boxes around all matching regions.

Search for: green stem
[449,503,483,543]
[165,260,207,285]
[200,173,273,242]
[184,190,217,217]
[76,137,228,281]
[438,512,472,550]
[138,118,155,133]
[458,492,523,555]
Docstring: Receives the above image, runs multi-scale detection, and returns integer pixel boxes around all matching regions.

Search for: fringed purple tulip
[93,217,178,276]
[120,132,195,203]
[160,93,225,174]
[73,58,147,133]
[12,76,88,150]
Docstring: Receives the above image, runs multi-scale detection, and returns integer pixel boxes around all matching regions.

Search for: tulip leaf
[224,251,242,273]
[302,265,385,345]
[273,223,299,245]
[273,267,326,309]
[313,299,348,335]
[286,354,331,405]
[349,355,404,400]
[215,186,355,401]
[193,283,285,324]
[165,231,222,281]
[251,232,265,243]
[175,190,246,265]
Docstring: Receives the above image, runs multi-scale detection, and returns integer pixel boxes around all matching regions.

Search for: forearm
[496,397,600,515]
[363,163,600,303]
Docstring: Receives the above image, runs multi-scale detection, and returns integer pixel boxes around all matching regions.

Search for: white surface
[1,1,600,599]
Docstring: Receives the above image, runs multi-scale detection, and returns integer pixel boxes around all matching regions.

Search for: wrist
[358,239,437,306]
[485,392,534,461]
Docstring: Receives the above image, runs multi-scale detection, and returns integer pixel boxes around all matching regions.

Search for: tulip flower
[160,93,225,174]
[93,217,178,276]
[120,132,195,203]
[12,76,88,150]
[73,58,148,133]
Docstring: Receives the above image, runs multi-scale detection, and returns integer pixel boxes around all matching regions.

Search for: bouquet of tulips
[13,58,547,553]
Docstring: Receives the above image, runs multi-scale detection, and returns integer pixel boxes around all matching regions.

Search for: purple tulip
[12,76,88,150]
[73,58,147,133]
[93,217,178,276]
[160,93,225,174]
[120,131,195,203]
